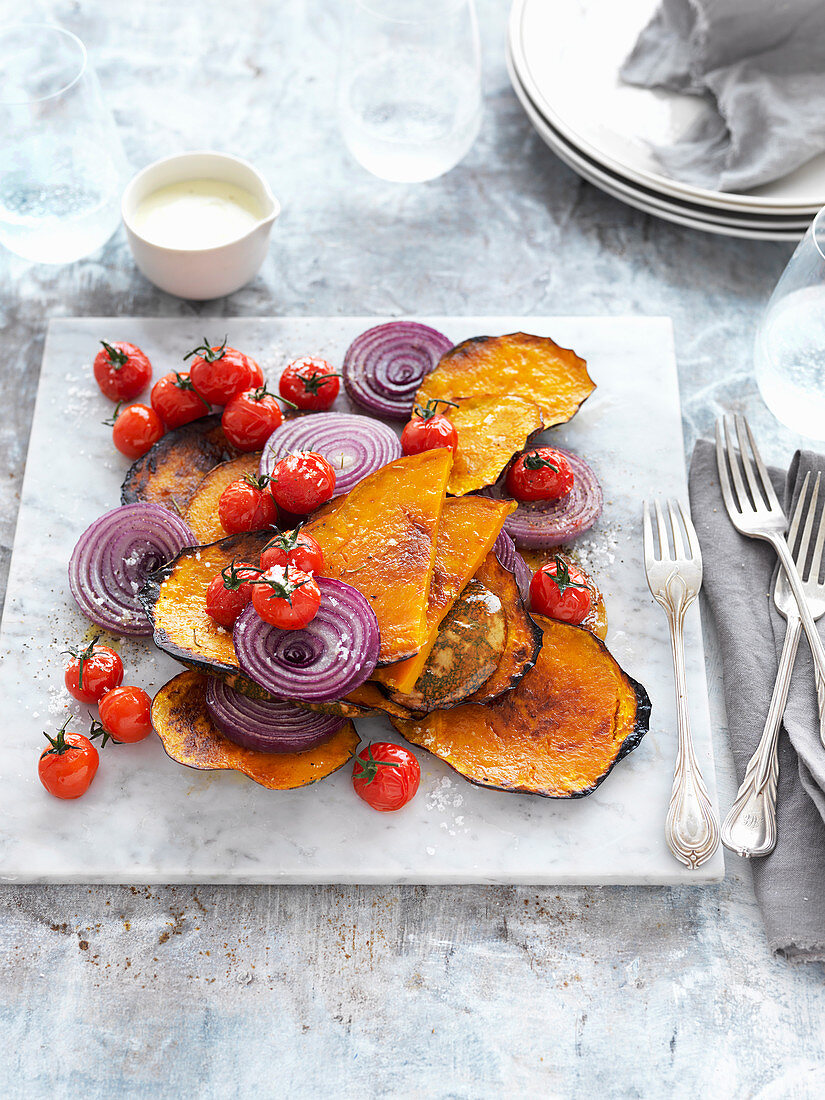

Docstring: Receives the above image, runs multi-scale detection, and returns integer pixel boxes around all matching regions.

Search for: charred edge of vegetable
[293,698,375,719]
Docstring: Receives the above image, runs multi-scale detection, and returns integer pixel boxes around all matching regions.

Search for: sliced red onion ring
[233,578,380,702]
[512,551,533,602]
[493,529,517,571]
[204,677,344,753]
[68,503,195,636]
[486,448,603,548]
[342,322,452,420]
[259,412,401,497]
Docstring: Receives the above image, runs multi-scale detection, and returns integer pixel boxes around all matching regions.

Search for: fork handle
[721,615,801,858]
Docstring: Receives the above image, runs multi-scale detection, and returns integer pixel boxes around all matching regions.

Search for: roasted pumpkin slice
[152,671,359,790]
[520,549,608,640]
[417,333,595,428]
[184,453,263,543]
[392,614,650,798]
[303,448,452,665]
[121,415,241,513]
[140,531,270,697]
[444,395,544,496]
[374,495,514,693]
[465,552,542,704]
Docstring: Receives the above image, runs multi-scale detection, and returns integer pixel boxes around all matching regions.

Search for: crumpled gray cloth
[621,0,825,192]
[689,440,825,961]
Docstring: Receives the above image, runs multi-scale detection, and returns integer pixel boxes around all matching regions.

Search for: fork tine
[809,475,825,584]
[794,473,817,579]
[676,500,700,561]
[742,414,782,512]
[723,416,748,512]
[667,500,686,558]
[654,499,670,560]
[643,501,655,563]
[735,414,765,509]
[715,418,738,516]
[786,471,810,556]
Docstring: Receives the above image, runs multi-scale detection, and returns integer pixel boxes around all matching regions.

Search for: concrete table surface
[1,1,823,1096]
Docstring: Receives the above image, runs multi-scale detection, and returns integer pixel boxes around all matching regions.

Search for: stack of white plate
[507,0,825,241]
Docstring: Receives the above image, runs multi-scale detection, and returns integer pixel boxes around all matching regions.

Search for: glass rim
[352,0,472,26]
[0,23,88,107]
[813,205,825,264]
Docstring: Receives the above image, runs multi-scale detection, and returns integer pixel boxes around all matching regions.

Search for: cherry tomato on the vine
[38,719,100,800]
[250,566,320,629]
[269,451,336,515]
[221,386,287,451]
[151,371,210,429]
[279,357,340,411]
[111,403,165,459]
[260,529,324,575]
[218,475,279,534]
[401,398,458,456]
[184,337,259,406]
[93,341,152,402]
[98,686,153,744]
[64,638,124,703]
[506,447,575,503]
[529,556,592,626]
[205,560,262,628]
[352,742,420,812]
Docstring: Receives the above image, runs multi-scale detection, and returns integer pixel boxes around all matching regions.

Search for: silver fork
[643,499,721,869]
[722,472,825,858]
[716,415,825,749]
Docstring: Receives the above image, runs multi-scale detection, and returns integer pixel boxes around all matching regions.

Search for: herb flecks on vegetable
[100,340,128,368]
[184,336,228,364]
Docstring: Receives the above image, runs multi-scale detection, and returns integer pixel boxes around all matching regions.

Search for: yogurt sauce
[132,179,265,249]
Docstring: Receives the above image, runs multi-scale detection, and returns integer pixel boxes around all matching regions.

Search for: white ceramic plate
[509,0,825,215]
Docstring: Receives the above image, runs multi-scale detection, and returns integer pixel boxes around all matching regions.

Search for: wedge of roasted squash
[374,495,514,694]
[121,415,241,513]
[303,448,453,665]
[392,614,650,798]
[520,549,608,640]
[443,395,544,496]
[417,333,595,428]
[152,671,359,789]
[184,453,263,543]
[140,531,270,697]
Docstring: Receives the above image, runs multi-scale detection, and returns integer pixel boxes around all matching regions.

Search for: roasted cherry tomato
[250,566,320,629]
[269,451,336,515]
[111,403,165,459]
[38,719,100,800]
[506,447,575,502]
[64,638,124,703]
[529,556,592,625]
[93,341,152,402]
[151,371,210,429]
[184,337,259,406]
[401,398,458,456]
[260,528,324,575]
[218,475,279,534]
[98,686,153,744]
[352,742,420,812]
[279,357,340,411]
[221,386,286,451]
[205,560,262,627]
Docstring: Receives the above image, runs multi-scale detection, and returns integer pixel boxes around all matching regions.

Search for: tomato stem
[100,340,128,368]
[522,451,559,473]
[353,743,402,785]
[63,635,101,692]
[412,398,459,422]
[550,556,589,595]
[101,400,124,427]
[220,557,259,591]
[300,370,340,396]
[183,335,228,364]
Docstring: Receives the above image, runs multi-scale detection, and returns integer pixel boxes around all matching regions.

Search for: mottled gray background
[1,1,824,1097]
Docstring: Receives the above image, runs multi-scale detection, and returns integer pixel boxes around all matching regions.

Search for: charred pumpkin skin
[152,671,360,790]
[520,548,608,640]
[392,614,651,799]
[443,395,544,496]
[121,415,242,514]
[184,452,263,543]
[416,333,595,429]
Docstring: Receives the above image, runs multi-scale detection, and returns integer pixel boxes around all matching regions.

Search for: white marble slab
[0,316,723,883]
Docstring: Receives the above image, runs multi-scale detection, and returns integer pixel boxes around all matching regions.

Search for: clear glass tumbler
[337,0,482,183]
[0,23,127,264]
[755,207,825,438]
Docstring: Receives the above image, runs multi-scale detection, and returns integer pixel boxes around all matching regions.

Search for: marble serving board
[0,316,723,884]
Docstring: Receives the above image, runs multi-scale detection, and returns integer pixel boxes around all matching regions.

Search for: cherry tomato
[93,341,152,402]
[279,357,340,411]
[184,337,259,406]
[506,447,575,502]
[218,475,279,534]
[221,386,285,451]
[64,638,124,703]
[38,720,99,800]
[269,451,336,515]
[151,371,210,429]
[205,560,262,627]
[250,566,320,629]
[401,398,458,456]
[352,742,420,812]
[529,556,592,625]
[111,403,165,459]
[260,529,324,575]
[98,686,153,744]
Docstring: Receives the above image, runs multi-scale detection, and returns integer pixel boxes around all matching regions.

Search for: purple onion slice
[233,577,380,702]
[68,503,195,636]
[204,677,345,753]
[342,322,453,420]
[512,551,533,602]
[259,412,401,497]
[493,529,517,572]
[486,448,603,549]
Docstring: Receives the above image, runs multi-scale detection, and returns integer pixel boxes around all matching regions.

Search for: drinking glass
[336,0,482,183]
[0,23,128,263]
[755,207,825,438]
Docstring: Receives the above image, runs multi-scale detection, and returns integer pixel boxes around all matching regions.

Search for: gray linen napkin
[621,0,825,192]
[689,440,825,961]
